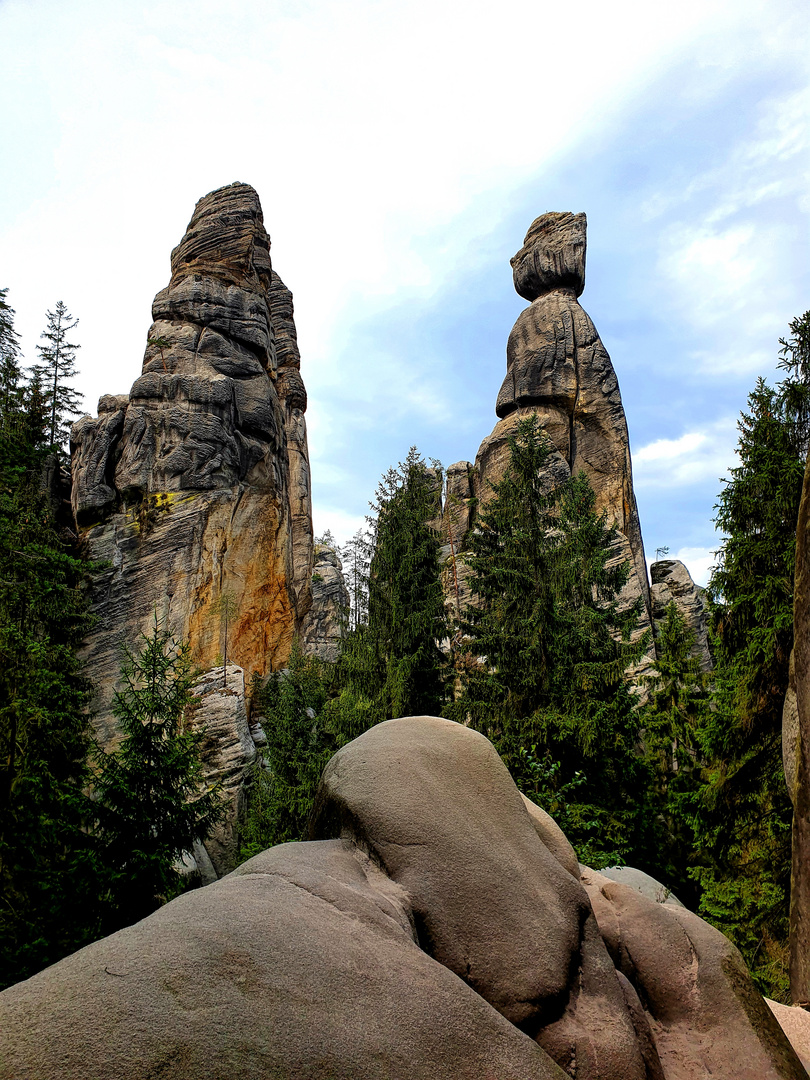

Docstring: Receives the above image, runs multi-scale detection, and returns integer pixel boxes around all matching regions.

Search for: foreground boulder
[1,717,806,1079]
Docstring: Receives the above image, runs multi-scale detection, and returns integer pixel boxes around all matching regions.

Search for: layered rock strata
[441,213,653,662]
[2,717,805,1079]
[302,543,350,661]
[650,559,712,671]
[70,183,315,748]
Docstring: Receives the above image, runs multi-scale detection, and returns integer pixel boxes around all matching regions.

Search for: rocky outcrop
[650,559,712,671]
[302,543,349,661]
[440,213,653,666]
[189,663,256,876]
[70,183,314,749]
[2,716,805,1079]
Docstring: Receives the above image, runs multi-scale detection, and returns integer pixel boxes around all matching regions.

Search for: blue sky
[1,0,808,584]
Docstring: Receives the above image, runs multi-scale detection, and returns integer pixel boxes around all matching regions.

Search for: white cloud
[632,418,737,488]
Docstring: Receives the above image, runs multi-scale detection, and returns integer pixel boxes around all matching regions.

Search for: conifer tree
[0,325,98,986]
[0,288,23,419]
[239,641,331,857]
[447,415,650,864]
[34,301,82,450]
[689,374,804,998]
[93,620,224,932]
[329,449,447,735]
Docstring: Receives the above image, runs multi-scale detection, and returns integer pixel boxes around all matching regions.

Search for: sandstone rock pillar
[70,182,315,755]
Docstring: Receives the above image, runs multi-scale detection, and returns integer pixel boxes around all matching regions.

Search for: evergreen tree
[93,620,224,931]
[239,641,331,858]
[0,326,98,987]
[640,601,708,905]
[0,288,23,419]
[447,415,650,864]
[328,449,447,736]
[34,301,82,450]
[688,375,804,999]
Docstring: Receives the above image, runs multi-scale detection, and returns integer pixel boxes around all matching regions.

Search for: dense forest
[2,282,810,1004]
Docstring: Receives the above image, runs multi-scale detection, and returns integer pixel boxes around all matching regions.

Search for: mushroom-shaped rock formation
[441,214,654,669]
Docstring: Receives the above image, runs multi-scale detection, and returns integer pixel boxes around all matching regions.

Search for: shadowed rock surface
[70,183,315,751]
[0,717,806,1079]
[650,559,712,671]
[303,543,349,661]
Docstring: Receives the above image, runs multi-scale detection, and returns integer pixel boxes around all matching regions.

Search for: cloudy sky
[2,0,808,585]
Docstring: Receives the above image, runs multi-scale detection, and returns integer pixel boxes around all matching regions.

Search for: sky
[1,0,808,586]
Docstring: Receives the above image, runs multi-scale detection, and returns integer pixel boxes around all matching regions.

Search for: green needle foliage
[328,447,447,736]
[686,348,808,999]
[93,619,225,932]
[446,415,650,864]
[33,301,83,452]
[239,640,331,858]
[0,294,98,988]
[639,600,709,905]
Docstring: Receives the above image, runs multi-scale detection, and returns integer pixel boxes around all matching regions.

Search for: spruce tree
[34,301,82,450]
[447,415,650,864]
[0,288,23,419]
[93,620,224,932]
[239,641,331,857]
[0,326,98,987]
[328,449,447,737]
[689,375,804,999]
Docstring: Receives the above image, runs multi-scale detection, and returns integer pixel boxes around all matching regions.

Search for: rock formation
[650,558,712,671]
[70,183,317,752]
[302,542,349,661]
[440,212,654,662]
[2,717,806,1079]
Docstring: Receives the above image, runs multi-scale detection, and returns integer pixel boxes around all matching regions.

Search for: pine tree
[688,376,803,999]
[446,415,650,864]
[93,620,225,932]
[34,301,82,450]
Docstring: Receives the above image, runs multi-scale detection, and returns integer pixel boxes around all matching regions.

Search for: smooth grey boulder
[582,867,807,1080]
[0,840,567,1080]
[310,715,649,1079]
[599,865,685,907]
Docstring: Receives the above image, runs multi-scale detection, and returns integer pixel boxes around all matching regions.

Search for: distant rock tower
[443,212,654,655]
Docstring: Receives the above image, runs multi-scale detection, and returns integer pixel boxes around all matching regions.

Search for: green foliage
[239,641,331,858]
[639,601,709,904]
[93,619,225,932]
[686,355,808,1000]
[0,304,98,987]
[516,746,622,869]
[447,415,650,863]
[328,448,447,736]
[32,300,82,451]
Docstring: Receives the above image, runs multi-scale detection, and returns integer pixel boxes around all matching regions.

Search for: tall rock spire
[444,211,653,653]
[71,182,315,748]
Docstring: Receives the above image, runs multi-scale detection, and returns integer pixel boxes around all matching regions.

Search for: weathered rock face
[440,213,653,665]
[302,543,349,661]
[650,559,712,671]
[70,183,314,747]
[2,717,805,1079]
